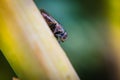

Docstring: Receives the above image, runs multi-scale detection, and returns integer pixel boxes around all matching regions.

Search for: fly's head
[59,31,68,42]
[54,24,68,42]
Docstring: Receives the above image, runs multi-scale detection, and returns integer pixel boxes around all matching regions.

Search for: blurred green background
[34,0,112,80]
[0,0,115,80]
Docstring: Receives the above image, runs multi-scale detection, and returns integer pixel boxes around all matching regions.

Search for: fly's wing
[40,9,63,33]
[40,9,58,25]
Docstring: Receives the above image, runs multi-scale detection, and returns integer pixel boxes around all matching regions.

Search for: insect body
[40,9,67,42]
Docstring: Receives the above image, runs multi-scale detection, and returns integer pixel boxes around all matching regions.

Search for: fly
[40,9,67,42]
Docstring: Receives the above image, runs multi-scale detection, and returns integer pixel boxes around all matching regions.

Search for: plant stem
[0,0,80,80]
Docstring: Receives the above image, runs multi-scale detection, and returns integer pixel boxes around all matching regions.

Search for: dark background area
[0,51,16,80]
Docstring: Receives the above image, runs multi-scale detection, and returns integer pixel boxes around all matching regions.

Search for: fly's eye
[61,32,67,39]
[63,34,67,39]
